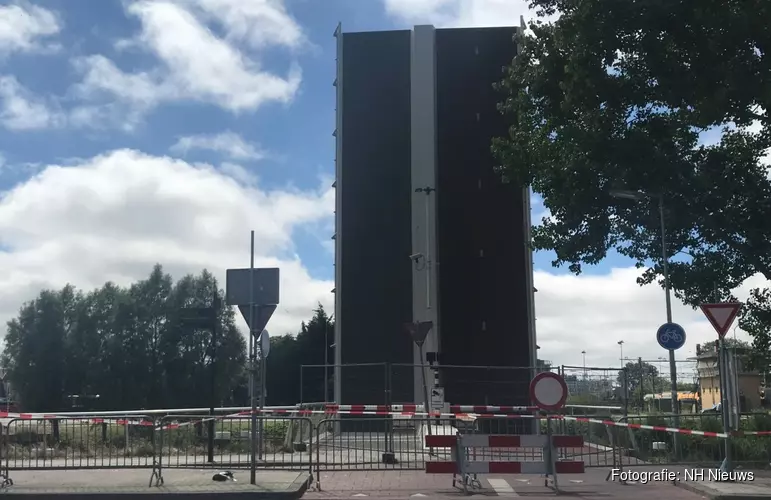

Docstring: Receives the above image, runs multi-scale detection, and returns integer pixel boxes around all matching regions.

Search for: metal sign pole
[249,231,257,485]
[700,302,742,475]
[719,338,733,473]
[207,292,218,464]
[258,341,266,460]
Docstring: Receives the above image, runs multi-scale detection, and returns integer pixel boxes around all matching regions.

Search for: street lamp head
[617,340,624,346]
[581,350,586,355]
[610,189,648,201]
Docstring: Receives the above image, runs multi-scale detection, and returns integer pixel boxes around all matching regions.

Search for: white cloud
[0,3,61,56]
[383,0,536,27]
[535,267,762,371]
[0,75,64,130]
[73,1,302,126]
[182,0,305,50]
[220,162,258,185]
[0,149,334,338]
[0,150,761,382]
[170,131,266,161]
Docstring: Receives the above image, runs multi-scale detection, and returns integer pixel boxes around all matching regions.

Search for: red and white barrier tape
[0,412,153,427]
[325,404,539,413]
[560,415,730,438]
[158,410,771,439]
[156,408,546,431]
[10,405,764,438]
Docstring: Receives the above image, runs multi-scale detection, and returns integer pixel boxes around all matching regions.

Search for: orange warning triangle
[699,303,742,338]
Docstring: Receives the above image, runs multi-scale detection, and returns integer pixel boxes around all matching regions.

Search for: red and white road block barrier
[424,432,584,493]
[439,434,583,449]
[425,434,585,475]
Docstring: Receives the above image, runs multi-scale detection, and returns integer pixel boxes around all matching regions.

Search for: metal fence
[4,411,771,487]
[4,416,155,471]
[613,412,771,468]
[560,366,623,409]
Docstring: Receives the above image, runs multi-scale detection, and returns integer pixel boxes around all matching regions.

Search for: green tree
[264,304,334,406]
[2,289,69,411]
[494,1,771,360]
[617,361,659,399]
[1,265,247,412]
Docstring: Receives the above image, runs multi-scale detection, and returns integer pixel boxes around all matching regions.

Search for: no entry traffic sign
[529,372,568,411]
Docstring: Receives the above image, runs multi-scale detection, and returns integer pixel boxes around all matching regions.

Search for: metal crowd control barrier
[424,418,585,494]
[2,415,156,487]
[151,413,314,487]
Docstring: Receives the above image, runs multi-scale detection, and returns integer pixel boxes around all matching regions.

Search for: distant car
[701,403,721,414]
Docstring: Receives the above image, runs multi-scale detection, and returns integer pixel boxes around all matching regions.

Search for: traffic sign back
[404,321,433,346]
[238,304,277,334]
[259,329,271,358]
[699,303,741,338]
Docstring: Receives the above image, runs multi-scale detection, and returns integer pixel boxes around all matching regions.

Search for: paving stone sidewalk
[676,471,771,500]
[0,468,310,498]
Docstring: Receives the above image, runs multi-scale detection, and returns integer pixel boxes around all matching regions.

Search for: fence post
[299,365,304,405]
[382,363,396,464]
[307,417,314,486]
[637,357,644,409]
[1,422,10,487]
[622,368,629,417]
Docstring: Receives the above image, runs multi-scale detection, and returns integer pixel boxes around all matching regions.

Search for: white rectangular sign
[430,387,444,409]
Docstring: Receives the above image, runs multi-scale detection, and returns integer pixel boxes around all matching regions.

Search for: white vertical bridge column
[332,23,343,405]
[410,25,440,407]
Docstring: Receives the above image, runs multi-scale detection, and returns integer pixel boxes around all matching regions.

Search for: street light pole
[611,189,679,426]
[618,340,624,366]
[658,196,680,425]
[581,350,586,380]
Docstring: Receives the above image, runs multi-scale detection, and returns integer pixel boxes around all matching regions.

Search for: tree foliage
[1,264,333,412]
[617,361,658,396]
[495,0,771,361]
[265,305,334,406]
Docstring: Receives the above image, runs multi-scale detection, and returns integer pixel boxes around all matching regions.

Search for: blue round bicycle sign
[657,322,686,350]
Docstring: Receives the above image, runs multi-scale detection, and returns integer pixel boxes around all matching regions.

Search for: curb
[289,472,312,499]
[0,473,312,499]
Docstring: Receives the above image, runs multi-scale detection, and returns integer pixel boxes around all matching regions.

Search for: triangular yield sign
[404,321,433,346]
[699,303,742,338]
[238,304,277,333]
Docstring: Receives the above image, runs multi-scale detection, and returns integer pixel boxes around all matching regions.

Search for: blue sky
[0,0,757,371]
